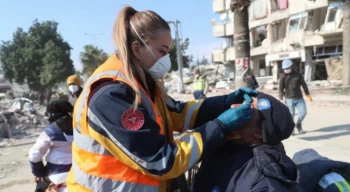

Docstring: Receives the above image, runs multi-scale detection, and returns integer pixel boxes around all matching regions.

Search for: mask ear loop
[129,21,158,60]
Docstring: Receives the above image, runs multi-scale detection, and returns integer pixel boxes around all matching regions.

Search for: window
[314,45,343,56]
[271,0,288,11]
[324,46,337,54]
[325,2,344,24]
[288,12,308,32]
[272,20,287,42]
[327,8,338,22]
[259,59,267,76]
[252,25,267,47]
[337,45,343,53]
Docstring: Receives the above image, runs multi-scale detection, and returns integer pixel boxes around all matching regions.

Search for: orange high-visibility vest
[67,55,167,192]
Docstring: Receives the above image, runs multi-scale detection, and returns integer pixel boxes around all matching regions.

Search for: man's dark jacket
[193,143,299,192]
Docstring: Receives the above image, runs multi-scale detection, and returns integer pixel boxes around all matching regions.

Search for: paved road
[283,106,350,162]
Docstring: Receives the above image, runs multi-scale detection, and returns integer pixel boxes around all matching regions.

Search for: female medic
[67,6,258,192]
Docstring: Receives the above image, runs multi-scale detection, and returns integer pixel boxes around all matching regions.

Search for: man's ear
[254,129,263,140]
[131,41,141,59]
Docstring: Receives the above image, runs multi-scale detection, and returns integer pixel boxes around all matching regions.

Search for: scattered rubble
[0,98,48,139]
[165,64,236,94]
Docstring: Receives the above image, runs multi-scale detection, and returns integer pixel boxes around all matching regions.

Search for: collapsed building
[211,0,344,85]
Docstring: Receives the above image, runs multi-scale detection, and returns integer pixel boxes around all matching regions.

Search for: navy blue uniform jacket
[193,143,299,192]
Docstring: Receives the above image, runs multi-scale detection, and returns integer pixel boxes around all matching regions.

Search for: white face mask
[130,21,172,79]
[68,85,79,94]
[148,54,171,79]
[284,69,292,74]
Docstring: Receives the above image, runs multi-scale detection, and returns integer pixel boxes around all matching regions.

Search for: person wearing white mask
[279,59,312,134]
[66,74,83,104]
[67,6,260,192]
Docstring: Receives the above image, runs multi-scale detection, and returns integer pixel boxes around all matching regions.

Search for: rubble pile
[0,98,48,139]
[165,64,236,94]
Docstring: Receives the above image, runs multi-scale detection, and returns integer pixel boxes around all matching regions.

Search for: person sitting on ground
[29,100,74,192]
[191,67,208,100]
[192,92,299,192]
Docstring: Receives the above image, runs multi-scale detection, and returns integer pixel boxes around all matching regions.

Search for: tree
[80,45,108,76]
[169,38,193,71]
[231,0,254,89]
[0,20,75,91]
[200,56,209,65]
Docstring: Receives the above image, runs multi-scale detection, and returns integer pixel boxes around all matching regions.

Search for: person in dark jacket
[193,92,299,192]
[279,59,312,134]
[291,149,350,192]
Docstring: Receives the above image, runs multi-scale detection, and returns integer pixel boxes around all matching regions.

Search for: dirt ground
[0,135,39,191]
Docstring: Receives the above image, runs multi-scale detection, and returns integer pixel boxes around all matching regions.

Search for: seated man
[192,92,299,192]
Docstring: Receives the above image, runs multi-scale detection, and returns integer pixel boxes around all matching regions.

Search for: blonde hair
[113,6,170,109]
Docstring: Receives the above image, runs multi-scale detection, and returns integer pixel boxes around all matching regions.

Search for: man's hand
[218,94,253,132]
[226,87,259,107]
[306,95,312,102]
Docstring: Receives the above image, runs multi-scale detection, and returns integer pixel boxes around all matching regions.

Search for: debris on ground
[0,98,48,139]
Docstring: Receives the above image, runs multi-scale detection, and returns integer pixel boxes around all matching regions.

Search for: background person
[279,59,312,134]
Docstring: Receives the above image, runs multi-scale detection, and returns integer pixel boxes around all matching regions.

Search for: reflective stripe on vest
[193,78,205,91]
[318,172,350,191]
[69,56,165,191]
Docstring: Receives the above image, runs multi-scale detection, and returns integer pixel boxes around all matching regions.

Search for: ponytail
[113,6,170,109]
[113,6,140,109]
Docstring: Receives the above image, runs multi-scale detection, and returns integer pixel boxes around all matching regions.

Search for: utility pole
[84,33,104,45]
[231,0,254,89]
[343,0,350,86]
[168,20,185,93]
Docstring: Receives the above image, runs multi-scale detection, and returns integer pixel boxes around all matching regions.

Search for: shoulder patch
[258,98,271,111]
[121,109,145,130]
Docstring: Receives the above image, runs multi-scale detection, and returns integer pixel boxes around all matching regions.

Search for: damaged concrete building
[211,0,344,83]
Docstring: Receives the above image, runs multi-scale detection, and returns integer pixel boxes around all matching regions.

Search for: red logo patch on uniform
[121,109,145,130]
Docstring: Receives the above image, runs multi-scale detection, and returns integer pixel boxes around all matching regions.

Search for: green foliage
[80,44,108,76]
[0,20,75,91]
[169,38,193,71]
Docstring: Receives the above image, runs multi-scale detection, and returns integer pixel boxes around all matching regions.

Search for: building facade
[211,0,344,82]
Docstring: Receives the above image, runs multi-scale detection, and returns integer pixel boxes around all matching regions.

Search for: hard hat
[66,75,81,87]
[282,59,293,69]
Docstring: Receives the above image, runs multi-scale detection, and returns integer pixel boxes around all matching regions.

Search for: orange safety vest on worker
[67,55,229,192]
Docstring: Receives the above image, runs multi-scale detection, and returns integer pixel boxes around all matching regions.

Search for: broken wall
[324,57,343,80]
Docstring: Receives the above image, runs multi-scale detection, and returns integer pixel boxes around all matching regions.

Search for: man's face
[229,98,263,144]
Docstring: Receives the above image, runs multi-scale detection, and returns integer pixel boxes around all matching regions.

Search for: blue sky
[0,0,222,70]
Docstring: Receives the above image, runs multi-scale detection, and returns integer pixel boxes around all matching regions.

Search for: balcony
[213,0,231,13]
[212,47,236,63]
[289,0,328,15]
[213,22,234,38]
[251,46,268,57]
